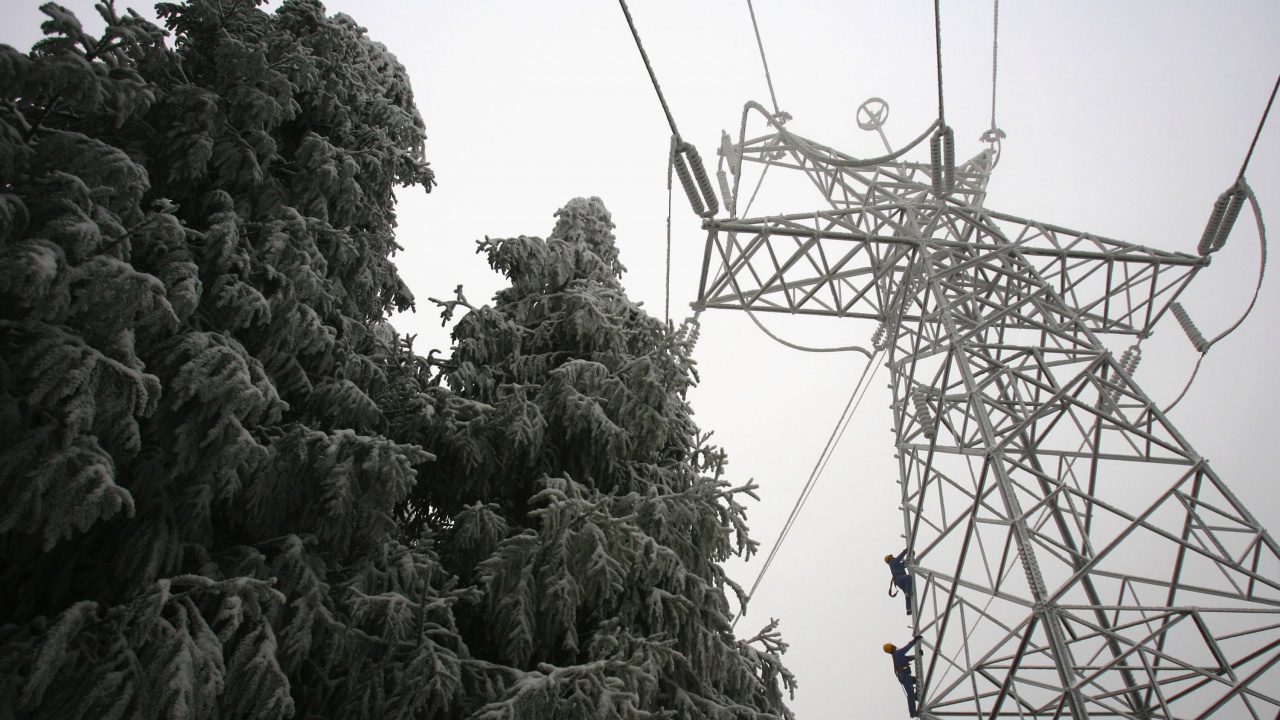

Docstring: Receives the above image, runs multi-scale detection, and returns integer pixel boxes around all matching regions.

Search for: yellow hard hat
[884,554,894,563]
[883,643,895,653]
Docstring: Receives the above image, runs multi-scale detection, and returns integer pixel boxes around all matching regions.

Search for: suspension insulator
[1122,345,1142,375]
[930,132,944,197]
[1109,345,1142,405]
[720,130,742,177]
[930,125,956,198]
[1117,348,1134,374]
[685,317,701,345]
[1198,183,1245,255]
[1214,187,1246,252]
[912,388,936,440]
[872,322,887,351]
[943,125,956,191]
[1171,302,1209,353]
[672,149,705,217]
[1198,192,1230,255]
[683,142,720,218]
[717,168,735,217]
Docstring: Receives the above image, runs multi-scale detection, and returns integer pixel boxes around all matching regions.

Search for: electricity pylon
[698,101,1280,718]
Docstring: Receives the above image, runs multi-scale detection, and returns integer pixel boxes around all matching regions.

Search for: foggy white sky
[5,1,1279,717]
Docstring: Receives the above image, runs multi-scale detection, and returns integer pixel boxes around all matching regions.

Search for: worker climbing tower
[695,101,1280,718]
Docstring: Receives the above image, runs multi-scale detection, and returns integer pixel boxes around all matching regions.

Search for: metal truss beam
[700,108,1280,718]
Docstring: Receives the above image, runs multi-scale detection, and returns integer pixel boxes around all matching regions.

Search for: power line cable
[983,0,1003,147]
[617,0,718,219]
[929,0,955,196]
[981,0,1006,147]
[617,0,681,141]
[745,0,782,117]
[1238,72,1280,181]
[743,306,874,357]
[933,0,946,125]
[989,0,999,132]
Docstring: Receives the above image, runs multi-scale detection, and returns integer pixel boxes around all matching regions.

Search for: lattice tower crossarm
[698,112,1280,718]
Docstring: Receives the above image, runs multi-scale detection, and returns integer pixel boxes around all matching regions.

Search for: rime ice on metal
[699,101,1280,719]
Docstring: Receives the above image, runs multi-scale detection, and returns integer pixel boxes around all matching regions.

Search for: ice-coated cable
[733,350,883,628]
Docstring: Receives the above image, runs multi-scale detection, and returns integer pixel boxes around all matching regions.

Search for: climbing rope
[733,350,884,628]
[617,0,719,218]
[666,137,675,324]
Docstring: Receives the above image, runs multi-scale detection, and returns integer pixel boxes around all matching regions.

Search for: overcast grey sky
[5,1,1279,716]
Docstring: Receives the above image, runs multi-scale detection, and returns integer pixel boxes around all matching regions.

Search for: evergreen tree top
[405,197,797,719]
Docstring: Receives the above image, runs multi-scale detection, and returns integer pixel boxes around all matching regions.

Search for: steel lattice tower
[697,102,1280,719]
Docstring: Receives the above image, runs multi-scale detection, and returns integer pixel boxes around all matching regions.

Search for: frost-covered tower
[696,102,1280,718]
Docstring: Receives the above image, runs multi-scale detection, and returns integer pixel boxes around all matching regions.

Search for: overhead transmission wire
[981,0,1006,148]
[616,0,718,220]
[732,350,884,629]
[932,0,946,127]
[617,0,720,326]
[745,0,782,118]
[929,0,955,196]
[1163,71,1278,414]
[989,0,998,132]
[617,0,681,141]
[1237,72,1280,182]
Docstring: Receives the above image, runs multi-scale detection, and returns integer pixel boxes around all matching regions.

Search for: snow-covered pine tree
[405,197,797,720]
[0,2,468,717]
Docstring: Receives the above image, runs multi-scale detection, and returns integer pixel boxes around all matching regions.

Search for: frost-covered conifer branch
[1,2,458,717]
[428,283,473,326]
